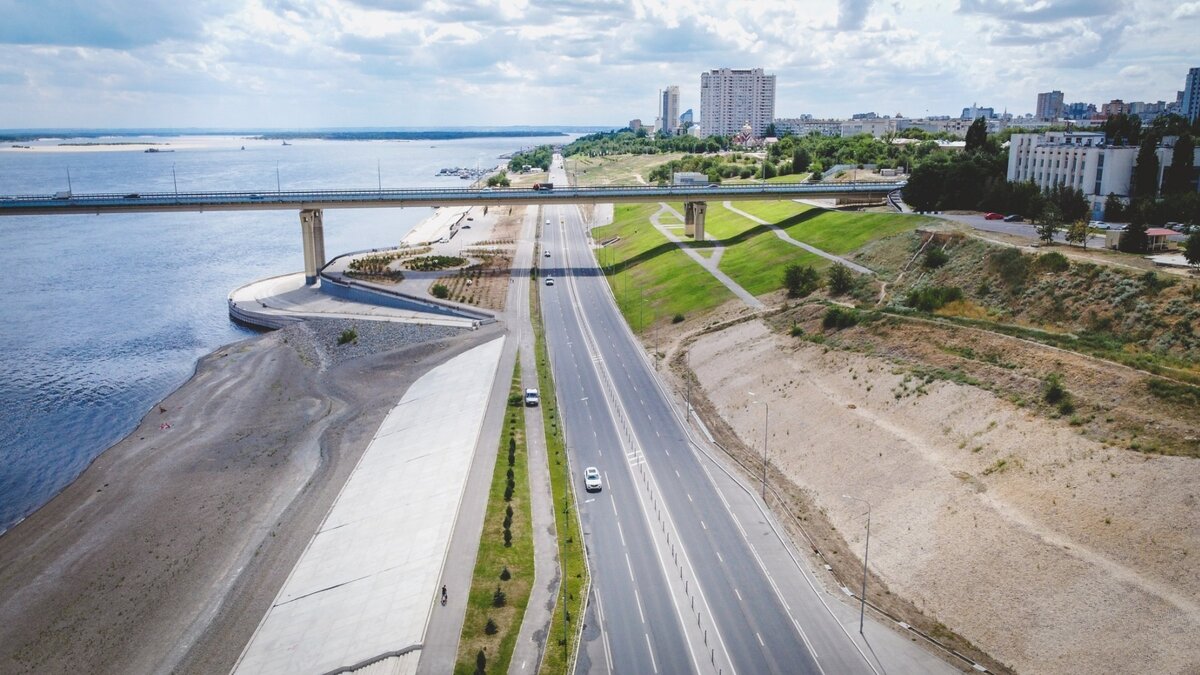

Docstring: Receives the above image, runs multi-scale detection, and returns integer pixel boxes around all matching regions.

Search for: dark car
[1003,214,1023,222]
[984,212,1003,220]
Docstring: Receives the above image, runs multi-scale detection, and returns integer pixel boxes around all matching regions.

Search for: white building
[774,118,842,137]
[659,86,680,135]
[841,118,898,137]
[700,68,776,138]
[1007,132,1136,213]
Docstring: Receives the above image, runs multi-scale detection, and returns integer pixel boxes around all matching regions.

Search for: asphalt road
[540,158,876,674]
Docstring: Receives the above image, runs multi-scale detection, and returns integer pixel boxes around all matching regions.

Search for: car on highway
[984,212,1003,220]
[545,277,554,286]
[583,467,602,492]
[544,250,550,257]
[1003,214,1023,222]
[524,388,540,407]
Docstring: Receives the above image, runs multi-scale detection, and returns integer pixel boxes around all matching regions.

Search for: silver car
[583,467,602,492]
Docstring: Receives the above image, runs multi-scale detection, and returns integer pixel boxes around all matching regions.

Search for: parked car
[984,212,1003,220]
[1088,220,1109,230]
[524,388,540,407]
[1003,214,1023,222]
[583,467,602,492]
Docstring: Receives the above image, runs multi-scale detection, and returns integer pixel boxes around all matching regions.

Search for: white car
[544,250,551,257]
[1088,220,1109,230]
[545,277,554,286]
[524,388,540,407]
[583,467,602,492]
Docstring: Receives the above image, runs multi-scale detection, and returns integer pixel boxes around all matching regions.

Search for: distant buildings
[1183,67,1200,122]
[773,117,842,137]
[1101,99,1129,117]
[961,104,996,120]
[628,119,643,132]
[700,68,776,137]
[679,108,693,131]
[1036,91,1064,120]
[1063,102,1097,120]
[659,86,680,135]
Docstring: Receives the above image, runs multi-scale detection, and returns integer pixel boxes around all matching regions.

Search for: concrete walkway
[723,201,875,275]
[653,203,765,310]
[232,337,505,675]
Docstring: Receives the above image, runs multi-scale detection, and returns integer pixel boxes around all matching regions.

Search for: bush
[904,286,963,312]
[1043,373,1068,405]
[507,393,523,407]
[492,586,507,608]
[475,649,487,675]
[1035,251,1070,273]
[986,248,1030,288]
[784,263,821,298]
[484,618,498,635]
[337,327,358,345]
[500,566,511,581]
[789,323,804,337]
[431,283,450,299]
[922,247,949,269]
[823,306,859,330]
[826,265,854,295]
[672,313,685,324]
[503,528,512,547]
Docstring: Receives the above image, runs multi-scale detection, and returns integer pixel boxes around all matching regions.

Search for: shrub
[431,284,450,299]
[922,247,949,269]
[826,265,854,295]
[1035,251,1070,273]
[503,483,513,502]
[904,286,963,312]
[672,313,685,324]
[784,263,821,298]
[789,323,804,337]
[503,528,512,547]
[337,327,358,345]
[1043,373,1074,415]
[986,248,1030,288]
[492,586,507,607]
[823,306,859,330]
[484,617,498,635]
[475,649,486,675]
[500,566,511,581]
[507,393,523,407]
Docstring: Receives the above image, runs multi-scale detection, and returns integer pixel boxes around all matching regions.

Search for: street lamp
[842,494,872,635]
[747,392,769,499]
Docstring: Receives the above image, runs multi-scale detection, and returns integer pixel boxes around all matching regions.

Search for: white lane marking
[585,498,596,504]
[634,587,647,624]
[756,632,765,647]
[735,588,743,602]
[645,633,659,674]
[625,552,636,582]
[793,619,821,660]
[701,520,707,530]
[675,469,680,478]
[716,551,724,563]
[617,521,627,548]
[687,494,693,503]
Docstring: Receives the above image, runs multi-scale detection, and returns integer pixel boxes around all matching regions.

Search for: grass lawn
[454,363,535,675]
[718,230,828,295]
[532,277,589,675]
[729,200,811,224]
[593,203,733,332]
[701,203,763,240]
[780,209,933,254]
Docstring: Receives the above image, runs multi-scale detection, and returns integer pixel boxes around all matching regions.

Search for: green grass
[454,362,535,674]
[780,209,931,255]
[729,200,810,223]
[701,202,762,240]
[719,230,827,295]
[531,279,589,675]
[593,203,734,332]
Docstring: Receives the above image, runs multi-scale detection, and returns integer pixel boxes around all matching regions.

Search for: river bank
[0,317,501,673]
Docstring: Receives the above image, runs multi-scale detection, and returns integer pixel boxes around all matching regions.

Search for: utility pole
[171,164,178,197]
[761,401,768,498]
[842,494,872,635]
[276,162,281,193]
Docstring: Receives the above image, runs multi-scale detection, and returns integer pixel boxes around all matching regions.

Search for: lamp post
[842,494,871,635]
[747,393,769,499]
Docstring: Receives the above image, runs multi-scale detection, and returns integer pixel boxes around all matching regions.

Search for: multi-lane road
[537,157,891,674]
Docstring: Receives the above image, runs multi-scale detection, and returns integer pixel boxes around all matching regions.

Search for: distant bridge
[0,181,904,284]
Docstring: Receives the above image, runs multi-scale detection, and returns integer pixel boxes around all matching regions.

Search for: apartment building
[1007,132,1136,213]
[773,117,842,137]
[1036,91,1064,120]
[659,86,680,135]
[700,68,776,137]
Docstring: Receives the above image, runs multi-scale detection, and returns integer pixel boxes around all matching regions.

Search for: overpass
[0,181,903,284]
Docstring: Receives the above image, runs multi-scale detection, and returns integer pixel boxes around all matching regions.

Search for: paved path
[232,337,505,675]
[723,201,875,275]
[508,205,561,675]
[652,203,765,309]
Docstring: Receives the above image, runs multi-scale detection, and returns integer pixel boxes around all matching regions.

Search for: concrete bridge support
[683,201,707,240]
[300,208,326,285]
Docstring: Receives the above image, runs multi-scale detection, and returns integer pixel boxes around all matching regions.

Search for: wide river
[0,133,567,533]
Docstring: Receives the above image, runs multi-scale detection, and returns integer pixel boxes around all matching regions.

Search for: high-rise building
[1183,68,1200,122]
[679,108,693,129]
[659,86,680,135]
[699,68,776,137]
[1101,99,1129,117]
[1036,91,1065,120]
[1063,102,1097,120]
[961,104,996,120]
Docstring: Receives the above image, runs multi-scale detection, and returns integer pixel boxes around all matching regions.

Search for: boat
[144,148,174,153]
[281,141,291,146]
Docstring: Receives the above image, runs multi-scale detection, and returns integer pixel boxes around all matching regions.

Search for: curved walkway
[723,201,875,275]
[652,203,765,310]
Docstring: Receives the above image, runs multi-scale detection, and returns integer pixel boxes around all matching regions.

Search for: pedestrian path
[723,201,875,275]
[232,337,505,675]
[652,203,765,309]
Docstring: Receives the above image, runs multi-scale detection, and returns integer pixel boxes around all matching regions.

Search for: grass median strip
[454,361,534,675]
[532,256,590,675]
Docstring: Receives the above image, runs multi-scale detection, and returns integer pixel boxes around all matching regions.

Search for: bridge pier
[300,209,326,285]
[683,201,707,240]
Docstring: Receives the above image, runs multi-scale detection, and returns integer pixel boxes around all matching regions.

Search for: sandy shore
[0,318,502,673]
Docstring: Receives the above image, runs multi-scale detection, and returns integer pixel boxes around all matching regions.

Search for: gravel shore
[0,319,503,674]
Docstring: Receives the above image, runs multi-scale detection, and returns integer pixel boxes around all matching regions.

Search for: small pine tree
[475,649,487,675]
[1184,232,1200,268]
[826,265,854,295]
[492,586,507,607]
[484,617,498,635]
[500,566,511,581]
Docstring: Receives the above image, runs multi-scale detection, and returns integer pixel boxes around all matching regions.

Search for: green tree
[765,122,777,137]
[1036,204,1061,243]
[1065,220,1089,248]
[1119,219,1149,253]
[1103,193,1125,222]
[1184,231,1200,267]
[1132,136,1160,199]
[783,264,820,298]
[965,117,988,153]
[826,265,854,295]
[1162,135,1195,196]
[792,147,811,173]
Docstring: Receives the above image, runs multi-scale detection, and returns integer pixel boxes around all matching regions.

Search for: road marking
[585,498,595,504]
[674,469,680,478]
[634,587,647,623]
[645,633,659,673]
[625,552,636,582]
[735,588,743,602]
[617,521,627,547]
[687,493,692,502]
[756,632,764,647]
[701,520,707,530]
[716,551,723,563]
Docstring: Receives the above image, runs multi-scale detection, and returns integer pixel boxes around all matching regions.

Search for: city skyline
[0,0,1197,128]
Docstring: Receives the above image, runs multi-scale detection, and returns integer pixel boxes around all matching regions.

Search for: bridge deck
[0,182,903,216]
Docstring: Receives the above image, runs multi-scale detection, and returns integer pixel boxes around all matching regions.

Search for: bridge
[0,181,903,284]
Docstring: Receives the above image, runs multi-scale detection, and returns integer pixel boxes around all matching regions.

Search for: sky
[0,0,1196,129]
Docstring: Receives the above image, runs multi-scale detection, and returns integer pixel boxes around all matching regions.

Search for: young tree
[826,265,854,295]
[1132,135,1160,199]
[1065,220,1089,248]
[784,263,820,298]
[1103,193,1125,222]
[1162,135,1195,196]
[1185,231,1200,268]
[792,147,811,174]
[1036,204,1061,243]
[1119,220,1149,253]
[965,117,988,153]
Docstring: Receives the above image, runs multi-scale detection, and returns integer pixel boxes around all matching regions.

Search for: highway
[539,157,881,674]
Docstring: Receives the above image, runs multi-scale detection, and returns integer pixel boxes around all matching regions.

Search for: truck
[533,183,554,191]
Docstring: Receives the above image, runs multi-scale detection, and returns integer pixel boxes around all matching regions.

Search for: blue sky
[0,0,1196,128]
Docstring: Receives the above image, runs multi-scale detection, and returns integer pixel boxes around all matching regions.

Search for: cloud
[0,0,235,49]
[957,0,1119,23]
[1172,2,1200,19]
[837,0,872,30]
